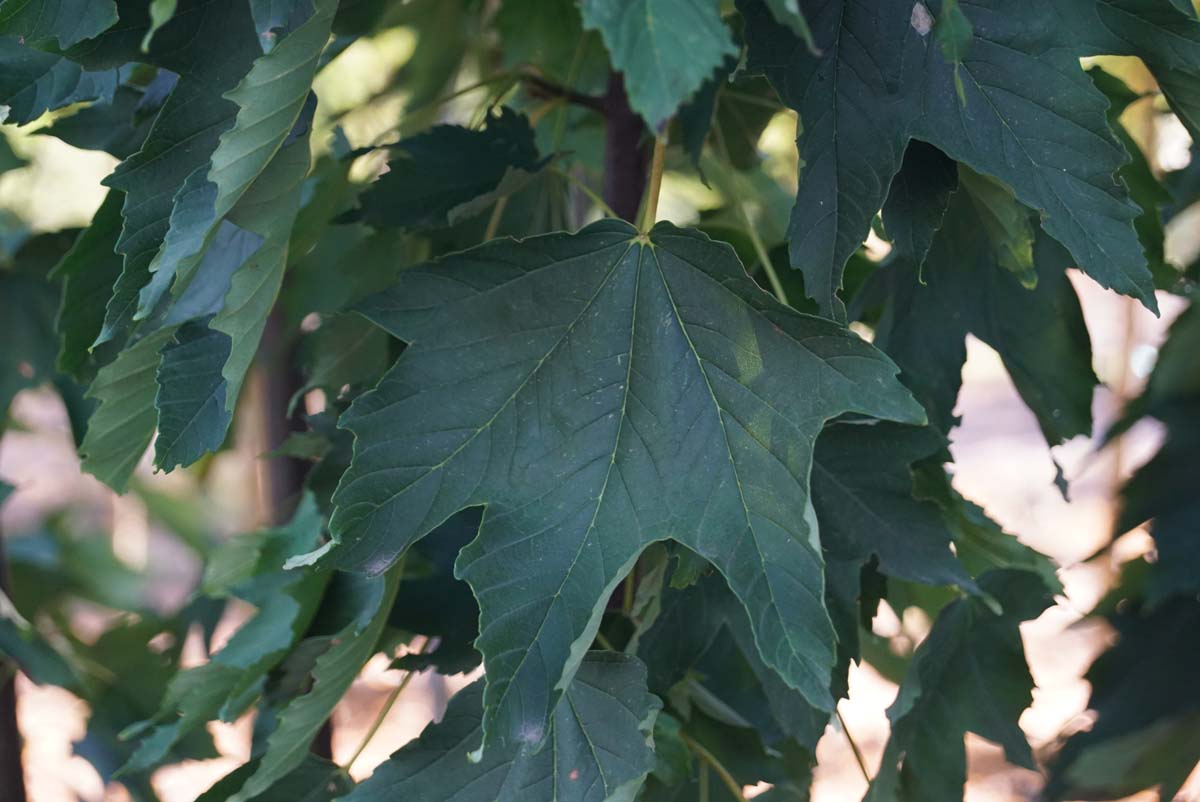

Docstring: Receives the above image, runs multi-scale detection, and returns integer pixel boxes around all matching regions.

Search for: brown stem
[601,73,650,223]
[258,307,310,527]
[0,524,27,802]
[523,74,604,112]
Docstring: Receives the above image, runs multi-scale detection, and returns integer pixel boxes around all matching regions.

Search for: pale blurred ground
[3,61,1199,802]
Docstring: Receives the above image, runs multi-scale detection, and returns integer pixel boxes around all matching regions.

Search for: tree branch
[522,73,604,112]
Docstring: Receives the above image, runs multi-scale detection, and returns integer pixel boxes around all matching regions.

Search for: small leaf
[1045,598,1200,802]
[353,108,547,230]
[866,569,1052,802]
[153,318,233,471]
[873,187,1097,451]
[51,191,125,380]
[0,38,118,125]
[0,0,117,48]
[79,328,173,492]
[195,756,352,802]
[229,570,399,802]
[811,422,973,590]
[880,141,958,271]
[580,0,738,131]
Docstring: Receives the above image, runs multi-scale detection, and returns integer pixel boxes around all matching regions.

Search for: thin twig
[523,73,604,111]
[548,167,619,219]
[837,707,872,786]
[484,195,509,241]
[344,638,427,773]
[713,124,789,305]
[680,732,747,802]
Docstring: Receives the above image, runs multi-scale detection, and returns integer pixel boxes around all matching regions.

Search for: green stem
[484,195,509,241]
[549,167,619,219]
[344,644,423,773]
[680,733,746,802]
[713,125,789,306]
[640,135,667,233]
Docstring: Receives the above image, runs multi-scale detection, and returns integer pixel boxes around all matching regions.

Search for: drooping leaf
[0,38,118,125]
[955,167,1037,289]
[636,572,828,750]
[0,0,117,48]
[0,264,59,414]
[77,328,171,492]
[141,115,312,479]
[811,422,972,590]
[138,0,333,316]
[50,191,125,379]
[866,569,1053,802]
[353,108,546,230]
[915,465,1063,595]
[388,509,483,676]
[580,0,737,131]
[121,498,326,773]
[1044,597,1200,802]
[1089,66,1176,290]
[331,219,924,753]
[872,187,1097,450]
[96,0,261,348]
[740,0,1160,317]
[1112,301,1200,604]
[209,116,313,412]
[738,0,917,319]
[342,652,659,802]
[0,593,84,690]
[229,569,399,802]
[196,755,352,802]
[879,141,958,270]
[153,317,233,471]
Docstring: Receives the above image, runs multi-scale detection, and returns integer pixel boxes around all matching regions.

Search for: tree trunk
[0,531,27,802]
[256,308,334,759]
[602,73,651,223]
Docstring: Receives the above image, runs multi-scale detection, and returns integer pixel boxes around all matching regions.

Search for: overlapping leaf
[580,0,737,130]
[345,653,659,802]
[811,422,972,590]
[872,179,1098,450]
[0,38,118,125]
[330,218,923,754]
[0,0,117,48]
[1045,598,1200,801]
[866,570,1053,802]
[229,569,398,802]
[121,497,327,773]
[739,0,1193,318]
[352,108,547,230]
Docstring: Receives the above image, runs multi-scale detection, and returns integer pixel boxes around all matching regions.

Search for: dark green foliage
[1,1,1197,800]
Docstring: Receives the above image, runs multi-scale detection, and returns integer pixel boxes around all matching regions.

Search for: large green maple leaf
[329,219,924,753]
[739,0,1192,319]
